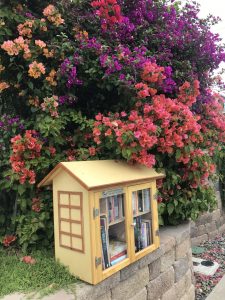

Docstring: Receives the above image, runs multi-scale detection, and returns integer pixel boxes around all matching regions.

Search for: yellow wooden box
[38,160,164,284]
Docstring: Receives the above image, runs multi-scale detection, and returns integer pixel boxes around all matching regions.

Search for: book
[141,222,147,248]
[138,190,143,212]
[114,195,119,220]
[111,254,127,266]
[142,219,152,246]
[132,192,138,215]
[134,216,143,251]
[143,189,150,212]
[107,196,114,223]
[118,194,124,218]
[110,250,127,262]
[100,215,110,269]
[100,197,107,215]
[101,241,105,269]
[109,240,127,258]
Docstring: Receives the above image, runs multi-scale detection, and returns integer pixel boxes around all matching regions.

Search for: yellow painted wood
[151,181,160,248]
[127,182,159,262]
[102,258,130,280]
[89,191,96,284]
[38,160,164,189]
[124,185,133,266]
[93,191,103,284]
[92,188,131,283]
[53,170,93,284]
[39,160,163,285]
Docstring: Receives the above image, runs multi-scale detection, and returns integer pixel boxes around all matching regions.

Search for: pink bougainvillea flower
[21,256,36,264]
[2,235,16,247]
[1,40,19,56]
[43,5,64,26]
[0,81,10,92]
[35,40,47,48]
[28,61,45,78]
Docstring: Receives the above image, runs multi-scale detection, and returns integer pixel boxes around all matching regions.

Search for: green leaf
[17,72,23,82]
[167,203,174,215]
[158,215,164,226]
[175,149,181,160]
[18,184,26,196]
[19,198,27,212]
[174,199,178,207]
[28,81,34,90]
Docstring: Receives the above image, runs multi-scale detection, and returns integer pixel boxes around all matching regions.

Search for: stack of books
[134,216,152,251]
[109,240,127,266]
[100,215,127,269]
[132,189,151,215]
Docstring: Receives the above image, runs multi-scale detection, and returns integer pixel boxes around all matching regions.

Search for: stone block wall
[190,186,225,246]
[70,223,194,300]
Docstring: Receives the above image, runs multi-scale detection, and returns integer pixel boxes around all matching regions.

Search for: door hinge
[155,229,159,237]
[93,208,99,218]
[95,257,102,267]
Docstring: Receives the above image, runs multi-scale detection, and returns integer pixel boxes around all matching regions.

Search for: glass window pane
[99,192,127,270]
[132,188,153,253]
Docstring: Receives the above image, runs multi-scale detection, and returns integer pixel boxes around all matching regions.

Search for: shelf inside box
[133,210,151,217]
[108,217,125,226]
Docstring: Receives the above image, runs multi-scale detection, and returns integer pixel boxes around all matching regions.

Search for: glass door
[99,187,128,270]
[129,184,154,257]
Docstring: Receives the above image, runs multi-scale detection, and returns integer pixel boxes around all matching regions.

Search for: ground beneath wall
[194,234,225,300]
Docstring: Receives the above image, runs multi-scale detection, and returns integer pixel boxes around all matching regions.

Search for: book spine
[101,240,105,269]
[110,254,127,266]
[141,222,147,248]
[100,197,107,215]
[111,196,114,222]
[110,250,127,262]
[132,192,137,215]
[121,194,124,217]
[108,197,114,223]
[100,216,110,268]
[143,189,150,211]
[114,195,119,220]
[100,225,110,268]
[138,190,143,212]
[118,194,123,218]
[148,221,152,245]
[135,216,142,251]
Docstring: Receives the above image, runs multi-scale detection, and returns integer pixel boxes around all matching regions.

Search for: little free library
[38,160,164,284]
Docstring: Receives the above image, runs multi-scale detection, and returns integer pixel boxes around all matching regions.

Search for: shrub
[0,0,225,247]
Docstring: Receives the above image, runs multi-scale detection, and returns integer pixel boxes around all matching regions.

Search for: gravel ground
[194,234,225,300]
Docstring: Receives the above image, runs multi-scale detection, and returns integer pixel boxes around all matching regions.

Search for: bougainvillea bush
[0,0,225,249]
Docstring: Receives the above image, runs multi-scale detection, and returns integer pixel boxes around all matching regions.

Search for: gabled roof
[38,160,165,190]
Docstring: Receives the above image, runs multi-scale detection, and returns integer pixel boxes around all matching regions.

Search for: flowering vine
[10,130,42,184]
[91,0,123,30]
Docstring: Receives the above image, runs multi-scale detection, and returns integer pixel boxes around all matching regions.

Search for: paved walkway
[206,274,225,300]
[2,290,75,300]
